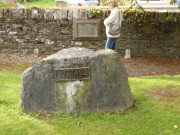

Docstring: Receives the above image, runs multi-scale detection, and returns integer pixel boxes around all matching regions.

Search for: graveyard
[0,52,180,135]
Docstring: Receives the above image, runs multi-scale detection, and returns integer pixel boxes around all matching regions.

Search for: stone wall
[0,8,179,57]
[119,11,180,57]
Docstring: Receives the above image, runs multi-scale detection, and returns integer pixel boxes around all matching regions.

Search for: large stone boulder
[20,47,133,112]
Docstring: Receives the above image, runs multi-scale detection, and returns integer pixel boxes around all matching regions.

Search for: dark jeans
[105,37,118,50]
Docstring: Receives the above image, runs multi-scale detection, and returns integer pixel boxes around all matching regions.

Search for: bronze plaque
[55,67,90,81]
[73,19,102,40]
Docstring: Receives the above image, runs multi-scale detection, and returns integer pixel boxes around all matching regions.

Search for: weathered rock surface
[20,47,133,112]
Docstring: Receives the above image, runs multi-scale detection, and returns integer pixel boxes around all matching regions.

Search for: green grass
[0,2,15,8]
[20,0,57,8]
[1,72,180,135]
[0,62,33,74]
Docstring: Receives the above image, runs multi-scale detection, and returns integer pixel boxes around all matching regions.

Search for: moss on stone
[55,80,90,112]
[55,82,68,110]
[72,81,90,104]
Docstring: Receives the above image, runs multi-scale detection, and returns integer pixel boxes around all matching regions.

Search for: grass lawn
[0,71,180,135]
[20,0,57,8]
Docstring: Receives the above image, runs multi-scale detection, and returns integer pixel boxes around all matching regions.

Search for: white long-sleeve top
[104,7,124,38]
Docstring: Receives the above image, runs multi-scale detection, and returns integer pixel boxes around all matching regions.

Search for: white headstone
[34,48,39,57]
[125,49,131,59]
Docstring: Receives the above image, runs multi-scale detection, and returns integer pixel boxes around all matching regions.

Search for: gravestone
[20,47,133,112]
[34,48,39,57]
[125,49,131,59]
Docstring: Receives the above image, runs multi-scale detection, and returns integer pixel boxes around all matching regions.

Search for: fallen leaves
[0,53,180,77]
[174,125,178,129]
[78,121,82,126]
[146,88,180,99]
[0,54,46,74]
[121,57,180,77]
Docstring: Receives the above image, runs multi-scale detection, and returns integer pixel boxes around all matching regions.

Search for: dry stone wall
[0,8,179,57]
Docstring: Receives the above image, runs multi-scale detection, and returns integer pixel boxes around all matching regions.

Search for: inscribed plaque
[78,24,97,37]
[73,19,102,40]
[55,67,90,81]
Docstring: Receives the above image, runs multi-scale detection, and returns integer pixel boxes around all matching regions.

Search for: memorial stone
[20,47,133,112]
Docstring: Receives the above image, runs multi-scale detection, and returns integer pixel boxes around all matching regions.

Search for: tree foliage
[100,0,131,6]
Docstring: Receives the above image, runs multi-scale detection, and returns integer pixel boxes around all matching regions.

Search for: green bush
[17,0,39,2]
[27,0,39,2]
[0,2,15,8]
[100,0,131,6]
